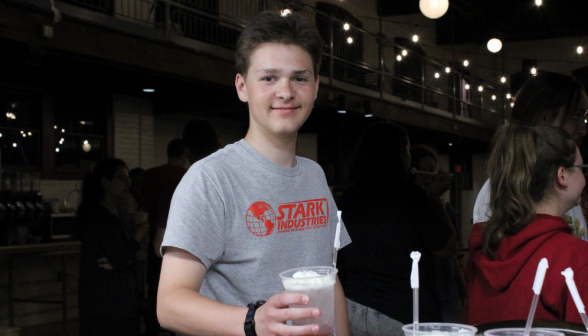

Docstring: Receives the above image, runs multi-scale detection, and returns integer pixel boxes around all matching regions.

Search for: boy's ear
[235,73,248,103]
[556,167,569,188]
[314,76,320,99]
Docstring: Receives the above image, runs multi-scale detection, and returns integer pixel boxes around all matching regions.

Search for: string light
[402,49,408,56]
[577,46,584,54]
[465,84,470,90]
[445,67,451,73]
[412,34,419,43]
[434,72,440,78]
[347,37,353,44]
[501,76,507,83]
[343,23,350,31]
[478,86,484,92]
[397,55,402,61]
[280,9,291,17]
[463,60,469,67]
[531,67,537,75]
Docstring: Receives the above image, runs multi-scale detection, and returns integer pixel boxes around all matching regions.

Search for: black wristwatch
[244,300,266,336]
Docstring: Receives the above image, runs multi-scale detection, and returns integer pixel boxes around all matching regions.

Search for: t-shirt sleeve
[161,166,225,269]
[473,179,491,224]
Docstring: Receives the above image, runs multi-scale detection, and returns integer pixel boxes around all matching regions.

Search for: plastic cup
[402,323,478,336]
[484,328,565,336]
[279,266,338,336]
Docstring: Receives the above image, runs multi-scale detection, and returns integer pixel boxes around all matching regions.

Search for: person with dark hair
[410,145,464,323]
[141,138,190,336]
[474,71,588,241]
[158,11,351,336]
[182,120,220,165]
[77,158,148,336]
[464,122,588,325]
[340,122,456,336]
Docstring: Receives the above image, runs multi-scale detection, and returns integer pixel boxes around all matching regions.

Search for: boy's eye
[261,76,275,82]
[294,77,308,82]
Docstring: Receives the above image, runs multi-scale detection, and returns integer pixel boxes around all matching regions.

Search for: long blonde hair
[483,122,577,258]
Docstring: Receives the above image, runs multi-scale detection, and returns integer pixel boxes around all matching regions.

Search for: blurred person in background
[77,158,148,336]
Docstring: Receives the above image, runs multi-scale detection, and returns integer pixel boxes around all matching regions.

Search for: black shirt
[340,180,452,324]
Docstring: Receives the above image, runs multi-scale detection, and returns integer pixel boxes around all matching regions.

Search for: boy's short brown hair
[235,11,323,78]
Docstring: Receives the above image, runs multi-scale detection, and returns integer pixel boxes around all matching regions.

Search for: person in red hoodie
[464,122,588,325]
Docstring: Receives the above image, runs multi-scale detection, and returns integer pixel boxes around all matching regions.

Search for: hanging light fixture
[463,60,469,67]
[577,46,584,54]
[445,67,451,73]
[531,67,537,75]
[281,9,292,17]
[419,0,449,19]
[478,86,484,92]
[412,34,419,43]
[535,0,542,6]
[434,72,440,78]
[465,84,470,90]
[347,37,353,44]
[506,93,512,99]
[402,49,408,56]
[343,23,350,31]
[397,55,403,61]
[487,38,502,53]
[500,76,507,83]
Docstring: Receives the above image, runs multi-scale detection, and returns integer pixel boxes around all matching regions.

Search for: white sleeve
[473,179,491,225]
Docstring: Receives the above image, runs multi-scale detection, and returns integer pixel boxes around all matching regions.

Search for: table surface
[0,241,81,256]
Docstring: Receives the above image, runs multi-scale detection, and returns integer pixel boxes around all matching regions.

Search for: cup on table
[402,323,478,336]
[279,266,338,336]
[484,328,565,336]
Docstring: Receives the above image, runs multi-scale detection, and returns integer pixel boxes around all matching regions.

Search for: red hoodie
[464,214,588,325]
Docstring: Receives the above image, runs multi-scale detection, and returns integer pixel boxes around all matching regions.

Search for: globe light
[501,76,506,83]
[492,95,496,100]
[535,0,542,5]
[419,0,449,19]
[434,72,440,78]
[402,49,408,56]
[478,86,484,92]
[412,34,419,43]
[578,46,584,54]
[487,38,502,53]
[506,93,512,99]
[445,67,451,73]
[13,143,17,147]
[56,148,60,152]
[465,84,470,90]
[347,37,353,44]
[397,55,402,61]
[531,67,537,75]
[463,60,469,67]
[343,23,350,31]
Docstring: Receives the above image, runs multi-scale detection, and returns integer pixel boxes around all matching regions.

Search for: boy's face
[235,43,319,139]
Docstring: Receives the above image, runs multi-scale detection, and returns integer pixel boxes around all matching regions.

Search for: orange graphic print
[246,202,276,237]
[246,199,329,237]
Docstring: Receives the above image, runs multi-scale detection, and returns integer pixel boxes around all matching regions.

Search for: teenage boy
[157,11,351,336]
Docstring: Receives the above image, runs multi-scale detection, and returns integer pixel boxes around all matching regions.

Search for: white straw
[561,267,588,331]
[332,211,342,268]
[523,258,549,336]
[410,252,421,336]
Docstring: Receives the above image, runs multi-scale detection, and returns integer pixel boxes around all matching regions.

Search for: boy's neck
[244,131,297,167]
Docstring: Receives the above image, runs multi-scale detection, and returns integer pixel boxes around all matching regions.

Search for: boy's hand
[254,293,321,336]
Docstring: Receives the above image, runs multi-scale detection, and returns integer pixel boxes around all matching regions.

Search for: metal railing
[54,0,507,128]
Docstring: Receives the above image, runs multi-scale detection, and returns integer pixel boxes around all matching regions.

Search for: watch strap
[244,300,266,336]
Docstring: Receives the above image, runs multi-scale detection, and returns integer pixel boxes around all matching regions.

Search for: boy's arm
[157,247,323,336]
[334,276,350,336]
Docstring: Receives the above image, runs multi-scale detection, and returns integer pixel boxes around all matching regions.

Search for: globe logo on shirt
[246,202,276,237]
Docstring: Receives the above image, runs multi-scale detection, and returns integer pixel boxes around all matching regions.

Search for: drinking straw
[561,267,588,331]
[409,167,453,177]
[410,252,422,336]
[523,258,549,336]
[332,211,342,269]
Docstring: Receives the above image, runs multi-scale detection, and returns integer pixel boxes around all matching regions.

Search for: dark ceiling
[379,0,588,46]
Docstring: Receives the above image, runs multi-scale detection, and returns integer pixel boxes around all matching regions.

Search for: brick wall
[113,94,155,170]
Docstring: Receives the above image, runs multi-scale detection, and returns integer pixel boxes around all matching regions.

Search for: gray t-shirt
[162,139,351,307]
